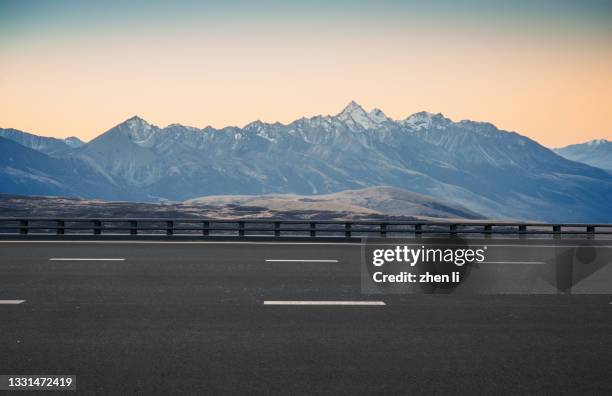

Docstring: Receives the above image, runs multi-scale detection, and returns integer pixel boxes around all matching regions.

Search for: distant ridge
[554,139,612,172]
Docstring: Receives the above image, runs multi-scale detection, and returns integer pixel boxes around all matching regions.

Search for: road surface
[0,240,611,394]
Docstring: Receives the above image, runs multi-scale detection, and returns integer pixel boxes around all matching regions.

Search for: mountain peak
[119,115,154,131]
[104,115,157,146]
[63,136,84,148]
[124,115,149,125]
[244,120,267,130]
[587,138,610,146]
[335,100,388,130]
[368,108,390,124]
[407,111,446,120]
[338,100,366,117]
[403,111,451,130]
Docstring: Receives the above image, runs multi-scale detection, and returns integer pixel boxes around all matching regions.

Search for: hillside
[0,187,482,221]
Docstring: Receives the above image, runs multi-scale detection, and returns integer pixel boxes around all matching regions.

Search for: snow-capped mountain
[335,100,392,130]
[554,139,612,172]
[401,111,451,130]
[0,137,132,199]
[2,101,612,222]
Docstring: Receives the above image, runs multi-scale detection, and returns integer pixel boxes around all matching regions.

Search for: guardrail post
[345,222,351,238]
[587,225,595,239]
[380,223,387,238]
[274,222,280,237]
[238,221,245,237]
[310,222,316,237]
[484,224,492,238]
[166,221,173,236]
[19,220,28,235]
[57,220,64,235]
[518,224,527,239]
[415,224,422,237]
[130,220,137,235]
[93,220,102,235]
[449,224,457,236]
[553,225,561,239]
[202,221,209,236]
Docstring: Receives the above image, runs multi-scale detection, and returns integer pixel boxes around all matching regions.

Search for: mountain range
[2,101,612,222]
[554,139,612,172]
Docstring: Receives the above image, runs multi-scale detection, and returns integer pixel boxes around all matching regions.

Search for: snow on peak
[368,108,390,124]
[125,115,148,125]
[338,100,366,116]
[118,116,156,145]
[63,136,84,148]
[164,123,200,132]
[403,111,451,130]
[244,120,266,130]
[587,139,610,147]
[336,101,388,130]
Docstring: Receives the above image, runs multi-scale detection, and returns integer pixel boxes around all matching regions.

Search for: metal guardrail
[0,218,610,238]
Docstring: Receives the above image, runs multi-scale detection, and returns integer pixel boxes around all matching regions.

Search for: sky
[0,0,611,147]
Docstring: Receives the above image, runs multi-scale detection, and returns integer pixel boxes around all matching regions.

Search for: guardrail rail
[0,218,610,239]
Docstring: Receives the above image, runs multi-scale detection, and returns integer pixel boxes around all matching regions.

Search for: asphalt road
[0,240,611,395]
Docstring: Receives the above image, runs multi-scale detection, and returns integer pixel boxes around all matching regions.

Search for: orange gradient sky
[1,1,611,147]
